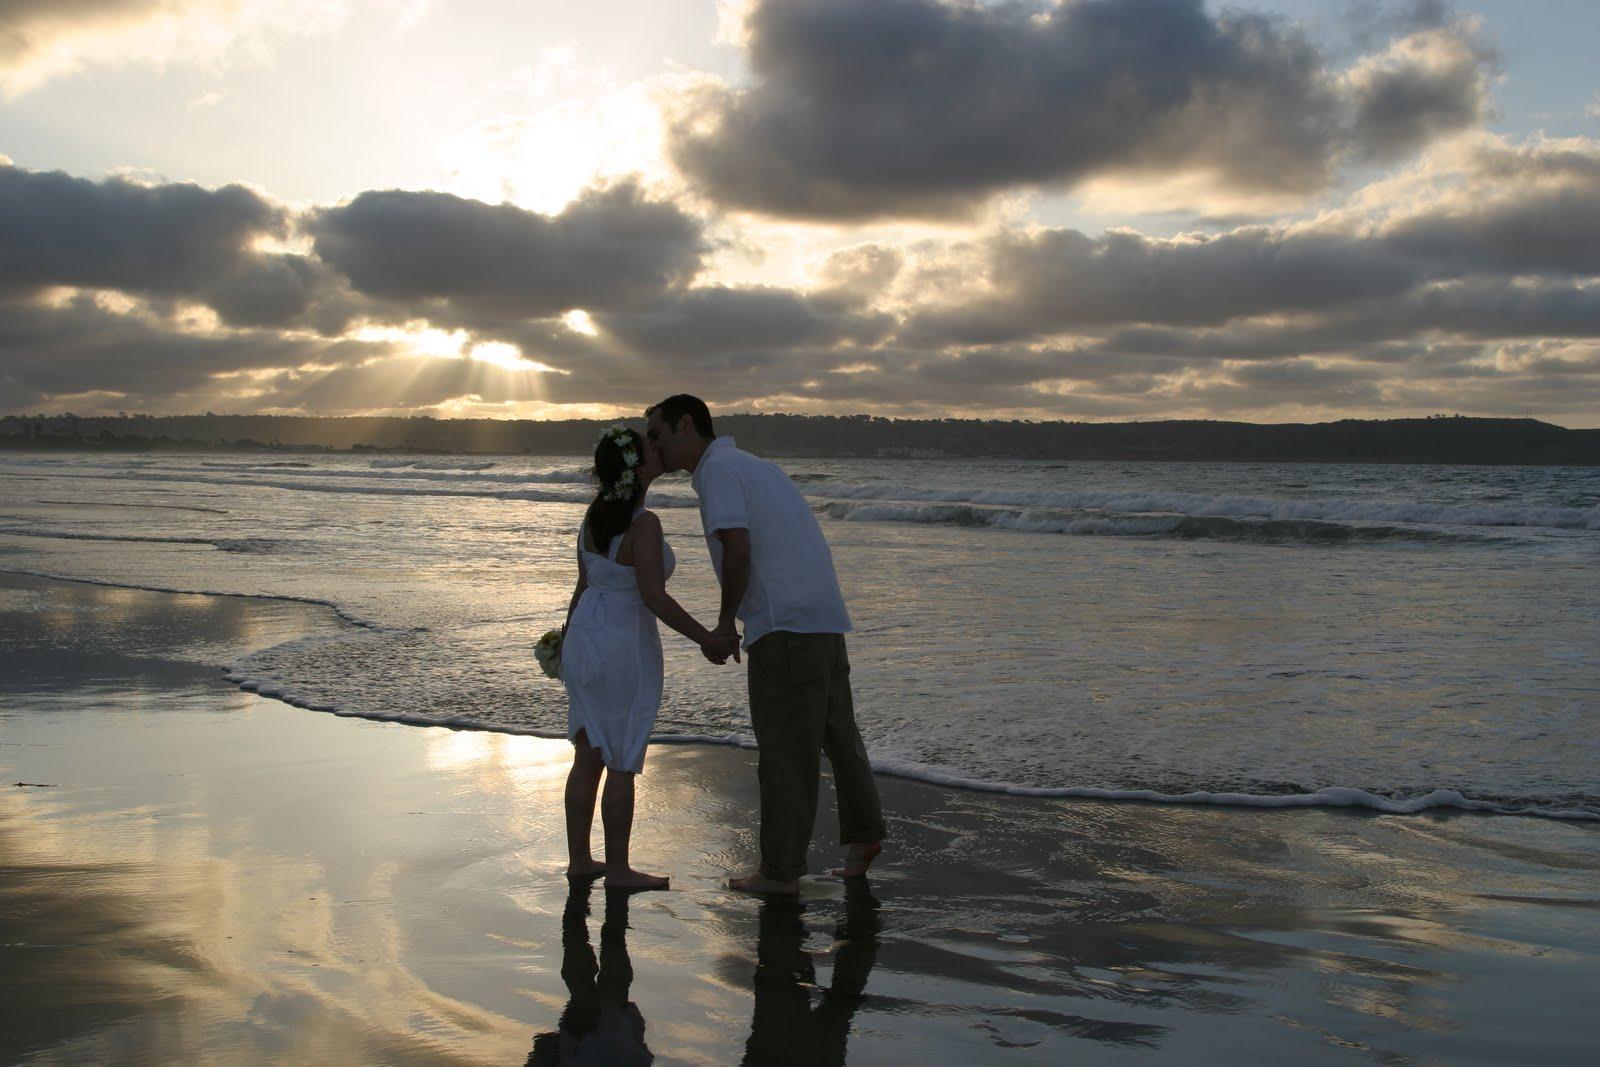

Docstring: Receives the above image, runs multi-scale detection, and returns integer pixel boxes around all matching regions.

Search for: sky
[2,0,1599,426]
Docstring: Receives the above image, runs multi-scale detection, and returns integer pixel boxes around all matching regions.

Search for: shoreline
[3,571,1599,1062]
[6,441,1600,468]
[5,564,1596,823]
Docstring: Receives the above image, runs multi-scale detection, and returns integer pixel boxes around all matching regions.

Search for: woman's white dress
[562,511,674,773]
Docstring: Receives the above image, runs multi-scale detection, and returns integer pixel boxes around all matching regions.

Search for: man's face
[645,410,685,473]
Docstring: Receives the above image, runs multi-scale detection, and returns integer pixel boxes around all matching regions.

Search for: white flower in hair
[622,449,639,468]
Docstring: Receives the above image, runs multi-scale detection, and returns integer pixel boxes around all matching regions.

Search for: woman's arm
[630,511,724,653]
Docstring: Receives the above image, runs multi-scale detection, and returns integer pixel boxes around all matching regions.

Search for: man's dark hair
[647,394,714,439]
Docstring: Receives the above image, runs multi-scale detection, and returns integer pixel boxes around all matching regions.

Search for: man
[645,394,886,894]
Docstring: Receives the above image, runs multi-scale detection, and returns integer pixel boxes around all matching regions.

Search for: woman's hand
[699,629,740,665]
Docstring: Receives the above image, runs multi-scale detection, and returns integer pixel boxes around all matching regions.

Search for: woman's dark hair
[647,394,714,439]
[584,427,646,554]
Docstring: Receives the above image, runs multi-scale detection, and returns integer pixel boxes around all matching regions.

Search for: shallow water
[4,572,1598,1065]
[2,450,1597,818]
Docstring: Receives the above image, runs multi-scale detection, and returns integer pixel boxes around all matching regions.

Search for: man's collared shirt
[690,436,851,648]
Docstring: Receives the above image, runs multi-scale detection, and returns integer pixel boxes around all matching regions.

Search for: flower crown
[596,423,642,502]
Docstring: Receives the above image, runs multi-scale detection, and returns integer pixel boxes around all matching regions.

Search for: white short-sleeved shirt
[690,437,851,647]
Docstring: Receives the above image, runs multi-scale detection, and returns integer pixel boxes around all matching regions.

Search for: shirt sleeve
[698,457,749,533]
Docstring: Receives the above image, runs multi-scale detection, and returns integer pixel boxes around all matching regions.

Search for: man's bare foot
[604,868,669,891]
[728,872,800,895]
[565,859,606,880]
[830,841,883,878]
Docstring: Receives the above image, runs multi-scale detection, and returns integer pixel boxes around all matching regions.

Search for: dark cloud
[0,163,282,297]
[306,179,707,317]
[901,227,1422,346]
[667,0,1489,220]
[197,253,364,334]
[0,163,369,333]
[1380,155,1600,275]
[902,137,1600,350]
[595,285,892,356]
[1346,27,1491,161]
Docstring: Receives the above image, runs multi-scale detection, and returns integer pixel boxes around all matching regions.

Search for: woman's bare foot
[728,872,800,895]
[604,868,669,891]
[830,841,883,878]
[565,859,606,880]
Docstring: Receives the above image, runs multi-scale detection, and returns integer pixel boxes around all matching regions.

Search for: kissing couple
[556,394,886,894]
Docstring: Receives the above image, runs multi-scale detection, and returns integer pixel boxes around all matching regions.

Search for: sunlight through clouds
[351,323,468,360]
[3,1,1599,425]
[561,309,598,336]
[468,341,560,374]
[438,47,677,214]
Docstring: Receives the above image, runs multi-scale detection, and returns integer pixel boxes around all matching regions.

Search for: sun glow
[467,340,559,373]
[352,323,469,359]
[561,309,598,336]
[437,51,674,215]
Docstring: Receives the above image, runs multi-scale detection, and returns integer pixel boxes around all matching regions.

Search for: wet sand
[2,572,1598,1064]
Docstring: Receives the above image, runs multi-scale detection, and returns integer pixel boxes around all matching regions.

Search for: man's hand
[702,624,741,664]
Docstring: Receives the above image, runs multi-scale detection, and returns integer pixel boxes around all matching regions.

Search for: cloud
[5,130,1600,426]
[665,0,1492,220]
[813,244,904,306]
[0,0,359,97]
[306,179,708,319]
[0,163,281,292]
[0,162,363,332]
[595,285,892,357]
[902,134,1600,348]
[0,291,389,411]
[1343,22,1493,161]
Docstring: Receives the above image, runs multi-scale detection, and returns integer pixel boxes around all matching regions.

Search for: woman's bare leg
[600,769,668,890]
[564,731,607,878]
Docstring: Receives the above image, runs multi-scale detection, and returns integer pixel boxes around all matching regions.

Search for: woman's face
[636,434,664,483]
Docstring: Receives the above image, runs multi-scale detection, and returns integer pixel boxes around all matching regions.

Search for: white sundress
[561,510,674,773]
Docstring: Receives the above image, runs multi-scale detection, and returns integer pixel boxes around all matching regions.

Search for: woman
[559,425,728,890]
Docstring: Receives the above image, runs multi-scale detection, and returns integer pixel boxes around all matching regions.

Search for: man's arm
[714,526,751,641]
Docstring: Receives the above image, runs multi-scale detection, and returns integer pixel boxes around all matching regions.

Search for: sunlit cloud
[351,323,469,360]
[0,0,356,98]
[561,309,597,336]
[467,340,560,374]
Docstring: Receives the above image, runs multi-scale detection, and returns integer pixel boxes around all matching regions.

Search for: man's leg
[821,636,886,875]
[738,632,828,892]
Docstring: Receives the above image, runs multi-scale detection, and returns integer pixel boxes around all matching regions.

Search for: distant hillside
[4,412,1598,465]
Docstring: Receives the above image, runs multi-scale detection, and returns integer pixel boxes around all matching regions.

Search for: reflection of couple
[529,879,882,1065]
[559,395,885,894]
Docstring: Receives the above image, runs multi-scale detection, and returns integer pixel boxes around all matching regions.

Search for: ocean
[2,448,1596,819]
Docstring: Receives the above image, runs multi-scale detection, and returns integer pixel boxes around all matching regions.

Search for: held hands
[700,623,742,665]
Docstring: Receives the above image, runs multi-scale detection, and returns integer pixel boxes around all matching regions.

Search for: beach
[4,571,1598,1064]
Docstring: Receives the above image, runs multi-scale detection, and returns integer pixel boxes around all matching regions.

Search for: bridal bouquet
[534,628,563,680]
